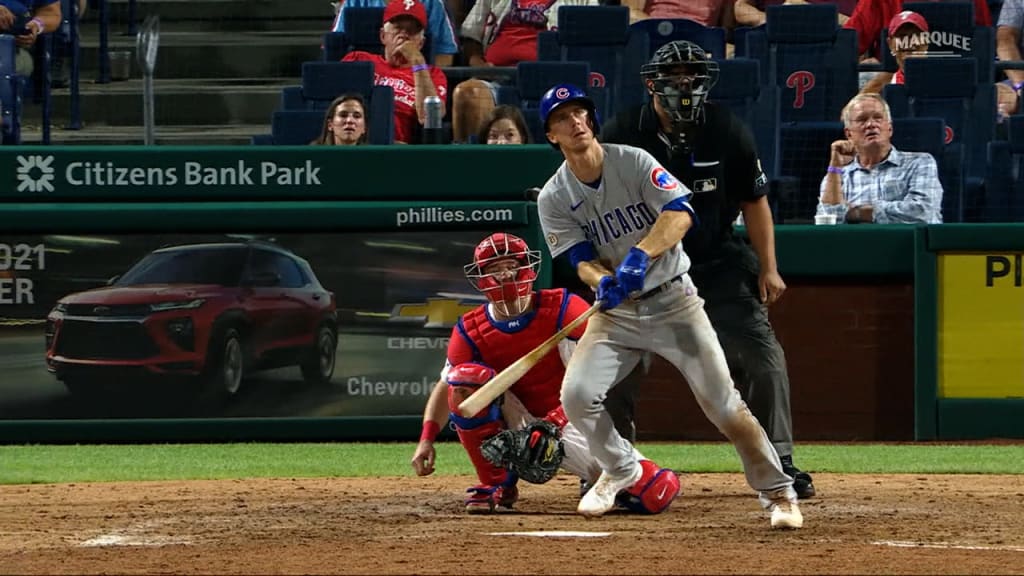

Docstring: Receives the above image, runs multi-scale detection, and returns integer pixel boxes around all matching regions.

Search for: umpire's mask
[641,41,719,127]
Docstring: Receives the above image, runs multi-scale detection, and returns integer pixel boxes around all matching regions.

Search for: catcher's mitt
[481,420,565,484]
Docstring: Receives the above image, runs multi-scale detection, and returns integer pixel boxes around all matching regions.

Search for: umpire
[599,40,814,499]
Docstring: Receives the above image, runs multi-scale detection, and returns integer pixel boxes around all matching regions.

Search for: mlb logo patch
[650,167,679,192]
[694,178,717,193]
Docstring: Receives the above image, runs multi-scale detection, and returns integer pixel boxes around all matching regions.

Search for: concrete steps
[19,123,269,145]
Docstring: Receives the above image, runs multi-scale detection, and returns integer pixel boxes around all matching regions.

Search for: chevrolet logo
[390,298,477,328]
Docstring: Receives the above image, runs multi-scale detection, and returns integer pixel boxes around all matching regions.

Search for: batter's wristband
[420,420,441,442]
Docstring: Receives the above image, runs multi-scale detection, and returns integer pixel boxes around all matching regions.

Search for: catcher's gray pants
[560,273,795,503]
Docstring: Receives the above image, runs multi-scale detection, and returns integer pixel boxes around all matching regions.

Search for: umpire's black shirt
[600,102,768,266]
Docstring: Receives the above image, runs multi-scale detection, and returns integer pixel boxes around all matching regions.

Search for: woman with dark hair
[312,93,368,145]
[477,105,530,145]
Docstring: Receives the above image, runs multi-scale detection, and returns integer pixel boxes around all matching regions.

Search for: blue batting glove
[596,276,627,311]
[616,247,650,295]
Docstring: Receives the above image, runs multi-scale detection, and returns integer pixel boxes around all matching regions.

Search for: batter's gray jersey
[537,144,695,294]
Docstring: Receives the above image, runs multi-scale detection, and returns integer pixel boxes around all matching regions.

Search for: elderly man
[341,0,448,144]
[817,93,943,224]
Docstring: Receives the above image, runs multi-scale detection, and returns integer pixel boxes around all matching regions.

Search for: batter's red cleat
[465,484,519,514]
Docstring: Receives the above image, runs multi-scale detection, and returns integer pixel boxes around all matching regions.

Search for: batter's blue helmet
[539,83,600,148]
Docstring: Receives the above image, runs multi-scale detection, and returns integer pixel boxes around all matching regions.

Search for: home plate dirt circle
[1,473,1022,574]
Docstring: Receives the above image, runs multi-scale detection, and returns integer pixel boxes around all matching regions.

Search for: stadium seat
[502,61,590,143]
[0,35,20,145]
[776,121,845,223]
[898,57,995,183]
[301,60,375,102]
[891,116,964,223]
[537,6,649,117]
[739,4,858,123]
[983,115,1024,222]
[630,18,727,60]
[271,110,325,145]
[710,57,780,183]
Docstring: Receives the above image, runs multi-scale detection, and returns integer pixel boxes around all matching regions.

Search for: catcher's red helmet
[464,233,541,316]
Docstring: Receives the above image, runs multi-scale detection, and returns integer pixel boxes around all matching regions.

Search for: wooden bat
[457,301,602,418]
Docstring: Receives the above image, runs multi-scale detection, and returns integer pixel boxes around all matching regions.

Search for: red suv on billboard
[44,241,338,402]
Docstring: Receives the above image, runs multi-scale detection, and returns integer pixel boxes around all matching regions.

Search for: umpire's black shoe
[780,454,816,499]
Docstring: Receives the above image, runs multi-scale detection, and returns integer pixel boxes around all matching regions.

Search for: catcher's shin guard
[617,460,680,514]
[447,363,518,512]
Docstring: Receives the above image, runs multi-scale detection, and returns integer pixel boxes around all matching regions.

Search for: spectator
[733,0,853,28]
[331,0,459,66]
[477,105,531,144]
[861,10,930,93]
[817,93,944,224]
[311,93,369,145]
[452,0,595,143]
[623,0,733,26]
[997,0,1024,119]
[0,0,61,75]
[342,0,448,144]
[845,0,990,63]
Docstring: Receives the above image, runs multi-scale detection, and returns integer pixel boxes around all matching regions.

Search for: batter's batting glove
[616,247,650,296]
[597,276,627,311]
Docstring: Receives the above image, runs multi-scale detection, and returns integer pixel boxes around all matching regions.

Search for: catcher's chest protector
[460,289,569,416]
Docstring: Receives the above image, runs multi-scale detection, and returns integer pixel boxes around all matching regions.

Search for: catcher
[410,232,679,515]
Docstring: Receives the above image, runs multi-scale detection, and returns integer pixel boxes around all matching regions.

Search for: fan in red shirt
[845,0,990,61]
[342,0,448,143]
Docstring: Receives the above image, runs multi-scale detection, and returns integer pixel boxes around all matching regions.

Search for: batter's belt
[636,275,684,300]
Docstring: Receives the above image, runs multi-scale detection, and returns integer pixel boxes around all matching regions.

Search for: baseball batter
[410,233,679,515]
[535,84,803,529]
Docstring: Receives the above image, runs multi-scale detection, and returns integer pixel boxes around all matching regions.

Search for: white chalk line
[874,540,1024,553]
[489,530,612,538]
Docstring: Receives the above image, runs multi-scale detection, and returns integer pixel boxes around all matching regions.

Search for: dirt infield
[2,473,1023,575]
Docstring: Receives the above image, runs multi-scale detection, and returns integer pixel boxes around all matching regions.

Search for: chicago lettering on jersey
[581,202,657,246]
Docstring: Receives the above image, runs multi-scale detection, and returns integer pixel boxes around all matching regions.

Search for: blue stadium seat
[271,110,326,145]
[742,4,858,123]
[776,121,845,223]
[710,57,780,182]
[537,6,649,118]
[322,32,349,62]
[891,116,964,223]
[281,86,306,110]
[503,61,590,144]
[301,61,375,102]
[630,18,727,60]
[983,115,1024,222]
[900,57,995,183]
[0,35,20,145]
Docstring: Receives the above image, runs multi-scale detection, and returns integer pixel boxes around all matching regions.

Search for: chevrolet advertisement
[0,232,493,419]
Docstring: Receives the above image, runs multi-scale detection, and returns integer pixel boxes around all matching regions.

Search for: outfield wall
[0,147,1020,442]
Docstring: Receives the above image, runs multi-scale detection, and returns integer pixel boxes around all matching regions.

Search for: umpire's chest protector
[459,289,569,417]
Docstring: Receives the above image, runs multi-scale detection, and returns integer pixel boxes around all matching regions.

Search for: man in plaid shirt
[817,93,943,224]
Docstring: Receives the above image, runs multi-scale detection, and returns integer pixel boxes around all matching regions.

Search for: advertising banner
[0,231,506,420]
[938,253,1024,399]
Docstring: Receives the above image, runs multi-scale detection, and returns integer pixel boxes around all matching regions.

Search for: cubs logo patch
[555,87,570,100]
[651,167,679,192]
[547,233,558,246]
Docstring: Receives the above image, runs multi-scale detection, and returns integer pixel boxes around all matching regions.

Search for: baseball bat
[457,301,602,417]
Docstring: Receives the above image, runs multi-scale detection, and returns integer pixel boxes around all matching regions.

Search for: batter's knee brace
[617,460,680,515]
[446,362,514,487]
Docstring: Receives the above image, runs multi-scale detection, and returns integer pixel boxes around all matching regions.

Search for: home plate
[489,531,611,538]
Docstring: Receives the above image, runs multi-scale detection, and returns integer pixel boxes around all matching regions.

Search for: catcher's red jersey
[446,288,591,417]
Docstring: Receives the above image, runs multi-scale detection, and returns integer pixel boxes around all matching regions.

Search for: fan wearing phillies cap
[342,0,449,143]
[862,10,930,92]
[844,0,990,62]
[330,0,458,66]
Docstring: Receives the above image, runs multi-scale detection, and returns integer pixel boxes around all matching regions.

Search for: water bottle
[423,95,445,144]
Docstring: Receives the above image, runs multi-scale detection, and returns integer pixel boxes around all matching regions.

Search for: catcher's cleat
[780,455,816,500]
[577,461,643,518]
[465,483,519,514]
[769,498,803,530]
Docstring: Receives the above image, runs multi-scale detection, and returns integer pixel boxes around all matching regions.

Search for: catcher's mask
[641,40,719,127]
[464,233,541,317]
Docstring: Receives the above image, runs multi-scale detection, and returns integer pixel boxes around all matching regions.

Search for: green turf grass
[0,442,1021,485]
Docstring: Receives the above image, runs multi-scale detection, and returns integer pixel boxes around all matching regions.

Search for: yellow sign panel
[938,253,1024,398]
